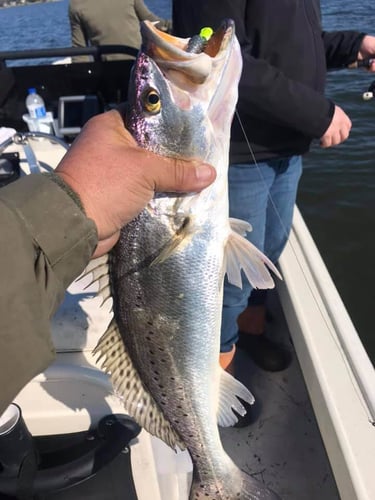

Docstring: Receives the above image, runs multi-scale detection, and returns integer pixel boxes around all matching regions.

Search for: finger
[320,135,331,148]
[92,231,121,258]
[331,131,344,147]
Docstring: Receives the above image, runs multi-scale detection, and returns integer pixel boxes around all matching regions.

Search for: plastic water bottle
[25,88,46,120]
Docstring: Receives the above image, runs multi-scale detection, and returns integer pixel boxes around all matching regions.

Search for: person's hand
[320,105,352,148]
[358,35,375,72]
[55,109,216,257]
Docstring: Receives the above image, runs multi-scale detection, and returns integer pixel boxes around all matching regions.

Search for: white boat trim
[278,206,375,500]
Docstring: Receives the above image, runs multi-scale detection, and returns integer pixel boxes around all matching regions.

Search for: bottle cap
[28,88,36,94]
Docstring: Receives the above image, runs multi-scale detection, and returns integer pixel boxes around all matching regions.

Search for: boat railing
[0,45,139,66]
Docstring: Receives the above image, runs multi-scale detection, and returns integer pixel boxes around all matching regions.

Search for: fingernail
[196,164,215,182]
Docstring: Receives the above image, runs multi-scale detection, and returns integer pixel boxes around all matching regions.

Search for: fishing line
[235,109,375,424]
[234,109,292,242]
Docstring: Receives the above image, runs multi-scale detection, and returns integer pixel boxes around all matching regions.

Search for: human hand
[320,105,352,148]
[358,35,375,72]
[55,109,216,257]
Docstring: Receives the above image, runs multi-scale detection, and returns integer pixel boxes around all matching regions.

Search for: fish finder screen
[58,95,99,135]
[63,101,84,128]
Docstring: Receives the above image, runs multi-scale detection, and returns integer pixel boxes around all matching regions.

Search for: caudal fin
[190,466,281,499]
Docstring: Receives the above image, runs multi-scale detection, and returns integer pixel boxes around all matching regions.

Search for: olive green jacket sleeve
[0,174,98,415]
[134,0,172,32]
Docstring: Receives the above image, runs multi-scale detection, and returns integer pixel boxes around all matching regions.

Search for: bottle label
[29,105,46,119]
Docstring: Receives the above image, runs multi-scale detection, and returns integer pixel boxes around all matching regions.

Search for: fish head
[126,19,242,164]
[126,51,207,159]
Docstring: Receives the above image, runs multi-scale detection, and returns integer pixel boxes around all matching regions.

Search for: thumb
[149,156,216,193]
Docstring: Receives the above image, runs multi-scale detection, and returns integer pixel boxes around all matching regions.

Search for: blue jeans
[221,156,303,352]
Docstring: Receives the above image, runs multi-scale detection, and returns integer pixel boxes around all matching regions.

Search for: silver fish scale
[110,208,226,467]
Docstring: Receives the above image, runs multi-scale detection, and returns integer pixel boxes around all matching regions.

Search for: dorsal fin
[78,254,112,307]
[94,320,185,450]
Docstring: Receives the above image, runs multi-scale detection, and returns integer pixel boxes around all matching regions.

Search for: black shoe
[237,332,292,372]
[232,397,261,428]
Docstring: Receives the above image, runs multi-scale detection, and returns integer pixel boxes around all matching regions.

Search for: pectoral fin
[151,215,195,265]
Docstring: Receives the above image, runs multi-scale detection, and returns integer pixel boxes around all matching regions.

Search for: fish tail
[189,468,281,499]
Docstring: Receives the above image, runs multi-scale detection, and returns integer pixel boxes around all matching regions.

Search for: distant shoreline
[0,0,60,9]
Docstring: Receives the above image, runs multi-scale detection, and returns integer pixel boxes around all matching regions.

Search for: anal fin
[217,368,255,427]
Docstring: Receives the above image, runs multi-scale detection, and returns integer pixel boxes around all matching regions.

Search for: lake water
[0,0,374,363]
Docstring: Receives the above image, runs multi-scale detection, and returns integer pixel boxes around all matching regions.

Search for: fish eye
[142,89,161,114]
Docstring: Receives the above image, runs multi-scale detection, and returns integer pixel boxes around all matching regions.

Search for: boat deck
[220,290,340,499]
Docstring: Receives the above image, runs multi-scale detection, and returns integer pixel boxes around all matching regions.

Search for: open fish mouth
[141,19,237,84]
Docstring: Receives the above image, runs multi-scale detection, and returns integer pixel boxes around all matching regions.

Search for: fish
[90,19,282,500]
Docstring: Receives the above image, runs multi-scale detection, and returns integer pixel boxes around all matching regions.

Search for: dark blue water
[0,0,374,362]
[301,0,375,362]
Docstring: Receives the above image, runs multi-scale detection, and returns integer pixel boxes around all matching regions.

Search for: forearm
[0,174,97,414]
[323,30,366,68]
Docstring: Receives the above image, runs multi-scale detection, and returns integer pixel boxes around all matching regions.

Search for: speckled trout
[91,20,281,500]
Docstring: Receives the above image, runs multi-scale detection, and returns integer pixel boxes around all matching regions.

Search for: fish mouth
[141,19,237,84]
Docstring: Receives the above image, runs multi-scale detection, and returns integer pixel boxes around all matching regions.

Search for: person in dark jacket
[0,109,215,417]
[69,0,172,61]
[172,1,375,380]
